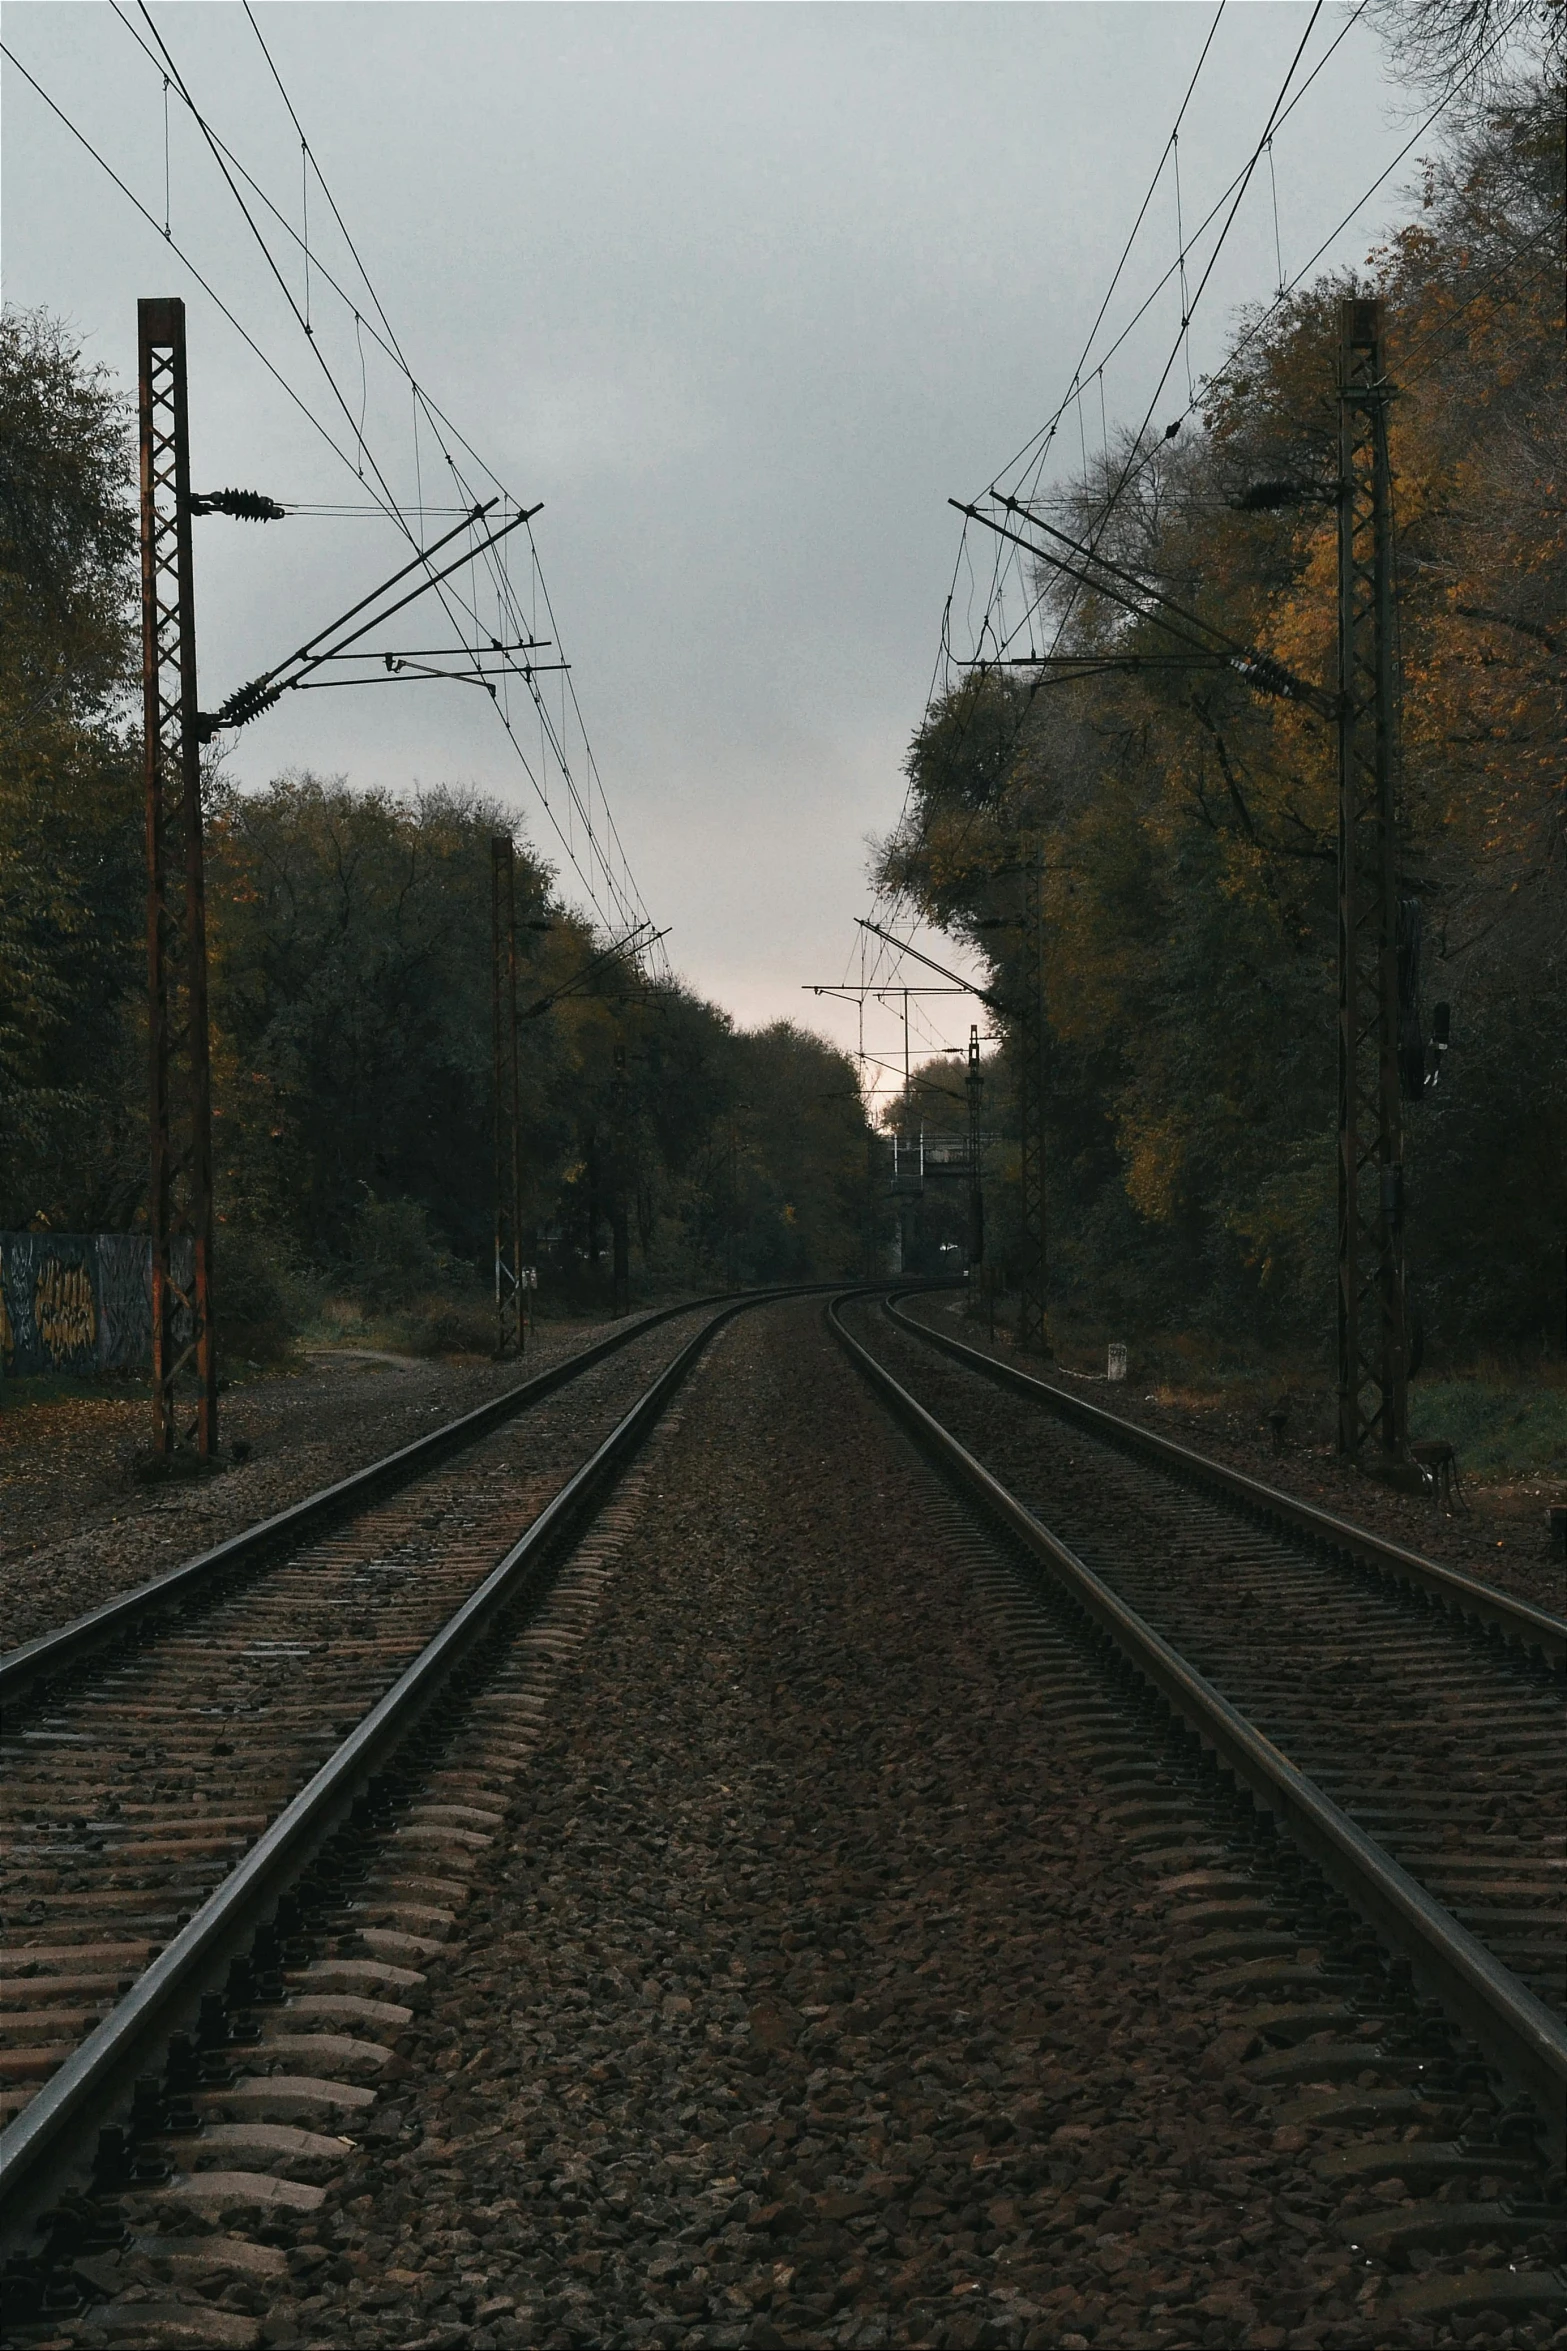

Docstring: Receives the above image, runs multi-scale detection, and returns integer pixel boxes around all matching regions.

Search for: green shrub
[347,1195,455,1310]
[215,1227,312,1364]
[387,1293,496,1357]
[1409,1376,1567,1482]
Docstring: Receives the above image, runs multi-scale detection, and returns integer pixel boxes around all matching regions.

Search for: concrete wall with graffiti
[0,1234,193,1377]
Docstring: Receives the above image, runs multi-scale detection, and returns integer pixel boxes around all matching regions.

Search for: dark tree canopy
[876,70,1565,1359]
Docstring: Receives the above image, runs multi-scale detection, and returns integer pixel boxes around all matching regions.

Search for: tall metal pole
[899,986,912,1277]
[726,1120,740,1293]
[491,836,525,1356]
[1336,295,1407,1463]
[610,1038,630,1317]
[1016,845,1049,1356]
[864,1127,878,1280]
[140,298,216,1458]
[966,1023,985,1288]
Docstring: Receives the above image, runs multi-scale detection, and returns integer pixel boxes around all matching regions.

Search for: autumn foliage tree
[0,309,144,1230]
[2,320,873,1318]
[877,69,1564,1360]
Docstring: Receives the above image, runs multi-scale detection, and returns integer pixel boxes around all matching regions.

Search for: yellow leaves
[1121,1113,1186,1225]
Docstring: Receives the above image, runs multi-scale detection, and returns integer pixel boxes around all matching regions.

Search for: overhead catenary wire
[953,3,1406,688]
[997,0,1368,514]
[968,0,1537,679]
[855,0,1300,1029]
[241,4,658,953]
[3,28,653,948]
[129,0,522,747]
[127,4,419,556]
[858,0,1401,1085]
[110,2,507,683]
[995,1,1232,509]
[103,1,659,955]
[880,0,1549,1171]
[951,7,1540,694]
[1014,1,1327,672]
[0,40,396,496]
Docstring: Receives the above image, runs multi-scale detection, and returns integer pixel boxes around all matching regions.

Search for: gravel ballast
[253,1300,1559,2351]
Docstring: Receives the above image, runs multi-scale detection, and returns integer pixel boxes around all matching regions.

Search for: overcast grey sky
[5,2,1422,1099]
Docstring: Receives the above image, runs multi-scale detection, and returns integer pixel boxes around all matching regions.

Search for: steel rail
[881,1294,1565,1669]
[830,1293,1567,2153]
[2,1287,790,1709]
[1,1283,877,2238]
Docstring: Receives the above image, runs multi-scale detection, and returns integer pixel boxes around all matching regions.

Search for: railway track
[837,1294,1565,2042]
[831,1294,1566,2100]
[0,1286,856,2309]
[0,1287,1561,2342]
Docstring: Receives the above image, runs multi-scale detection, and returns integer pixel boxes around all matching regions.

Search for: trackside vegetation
[0,316,871,1339]
[876,68,1564,1378]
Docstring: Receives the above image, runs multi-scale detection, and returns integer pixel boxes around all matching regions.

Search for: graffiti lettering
[34,1257,96,1365]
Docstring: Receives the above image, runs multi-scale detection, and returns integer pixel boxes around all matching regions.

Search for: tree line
[4,15,1561,1368]
[1,313,872,1347]
[877,63,1564,1364]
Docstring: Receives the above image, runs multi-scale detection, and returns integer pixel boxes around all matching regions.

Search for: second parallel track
[832,1291,1567,2144]
[0,1286,879,2244]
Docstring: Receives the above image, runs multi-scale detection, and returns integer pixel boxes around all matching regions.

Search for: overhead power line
[990,4,1231,501]
[14,3,664,958]
[171,0,652,948]
[962,0,1537,681]
[997,0,1371,513]
[993,1,1326,690]
[861,2,1347,1027]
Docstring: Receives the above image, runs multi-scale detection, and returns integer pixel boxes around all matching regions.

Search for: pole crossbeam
[491,838,527,1359]
[140,299,217,1459]
[1336,297,1408,1464]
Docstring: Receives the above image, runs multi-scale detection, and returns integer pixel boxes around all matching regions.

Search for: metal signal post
[864,1129,881,1280]
[140,298,217,1459]
[966,1023,985,1279]
[1336,297,1408,1463]
[491,837,527,1357]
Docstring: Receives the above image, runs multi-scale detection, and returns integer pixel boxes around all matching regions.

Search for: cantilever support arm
[950,496,1336,721]
[857,919,1008,1016]
[521,925,669,1021]
[202,501,542,736]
